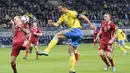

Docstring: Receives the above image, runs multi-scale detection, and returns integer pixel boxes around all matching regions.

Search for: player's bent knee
[99,50,104,56]
[10,60,15,65]
[35,46,39,51]
[106,53,112,58]
[118,45,121,47]
[68,49,73,56]
[53,33,59,39]
[55,32,66,39]
[99,53,104,57]
[107,55,112,59]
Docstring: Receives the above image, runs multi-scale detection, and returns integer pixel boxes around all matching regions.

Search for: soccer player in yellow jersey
[116,29,130,54]
[38,3,94,73]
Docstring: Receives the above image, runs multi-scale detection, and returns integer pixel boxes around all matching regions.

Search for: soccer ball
[21,15,29,23]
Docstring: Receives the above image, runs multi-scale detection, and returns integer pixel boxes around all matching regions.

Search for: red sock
[74,52,80,61]
[108,57,115,67]
[11,63,17,73]
[25,43,30,57]
[100,55,109,66]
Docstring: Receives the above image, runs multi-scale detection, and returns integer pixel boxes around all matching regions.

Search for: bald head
[14,16,21,21]
[13,16,22,26]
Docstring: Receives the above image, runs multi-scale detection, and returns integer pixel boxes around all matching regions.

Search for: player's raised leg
[44,34,60,52]
[38,31,66,56]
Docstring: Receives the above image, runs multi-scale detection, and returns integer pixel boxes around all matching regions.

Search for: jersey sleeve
[111,23,116,32]
[57,15,64,25]
[23,24,29,29]
[69,11,78,18]
[37,28,41,33]
[118,29,122,34]
[101,21,104,27]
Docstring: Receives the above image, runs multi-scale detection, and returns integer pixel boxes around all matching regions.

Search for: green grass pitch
[0,43,130,73]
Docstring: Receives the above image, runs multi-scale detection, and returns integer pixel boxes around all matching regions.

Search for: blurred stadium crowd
[0,0,130,28]
[0,0,130,46]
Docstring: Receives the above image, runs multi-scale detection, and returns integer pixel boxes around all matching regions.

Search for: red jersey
[100,21,116,44]
[13,24,28,44]
[30,27,41,42]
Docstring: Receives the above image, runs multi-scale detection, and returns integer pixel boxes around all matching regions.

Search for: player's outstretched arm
[122,32,128,42]
[48,20,60,27]
[34,32,43,36]
[125,36,128,42]
[79,14,94,28]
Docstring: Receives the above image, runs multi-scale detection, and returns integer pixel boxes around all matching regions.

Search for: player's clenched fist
[48,20,53,25]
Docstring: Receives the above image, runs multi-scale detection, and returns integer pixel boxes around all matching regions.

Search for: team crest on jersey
[104,25,111,32]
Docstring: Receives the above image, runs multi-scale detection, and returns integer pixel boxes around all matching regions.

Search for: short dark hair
[58,3,68,8]
[104,13,111,17]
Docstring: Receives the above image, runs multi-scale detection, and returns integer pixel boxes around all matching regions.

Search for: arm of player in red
[34,28,43,36]
[108,25,118,44]
[94,27,102,42]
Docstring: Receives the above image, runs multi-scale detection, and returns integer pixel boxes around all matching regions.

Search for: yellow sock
[124,45,130,50]
[69,55,75,71]
[120,47,127,52]
[44,36,59,53]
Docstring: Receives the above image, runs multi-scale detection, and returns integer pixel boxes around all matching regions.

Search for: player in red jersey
[95,13,117,72]
[10,16,30,73]
[23,21,43,60]
[93,26,99,47]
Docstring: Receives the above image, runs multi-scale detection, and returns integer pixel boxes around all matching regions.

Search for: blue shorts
[118,40,125,45]
[63,28,83,48]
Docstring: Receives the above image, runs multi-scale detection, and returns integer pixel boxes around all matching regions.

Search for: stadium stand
[0,0,130,46]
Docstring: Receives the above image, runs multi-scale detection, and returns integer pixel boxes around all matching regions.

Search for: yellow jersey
[57,10,82,28]
[116,29,126,40]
